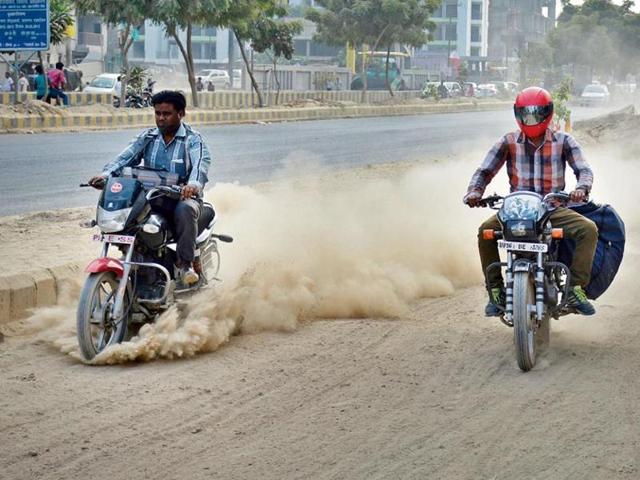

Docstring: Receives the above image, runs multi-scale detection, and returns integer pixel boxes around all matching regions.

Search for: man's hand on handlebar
[570,188,587,203]
[181,184,199,201]
[88,175,107,190]
[463,190,482,208]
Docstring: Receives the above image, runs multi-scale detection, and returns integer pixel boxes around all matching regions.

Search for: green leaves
[306,0,439,49]
[551,0,640,77]
[49,0,74,46]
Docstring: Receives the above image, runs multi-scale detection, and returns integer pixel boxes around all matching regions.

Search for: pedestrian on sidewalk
[2,71,14,92]
[47,62,69,106]
[34,65,47,101]
[18,72,29,92]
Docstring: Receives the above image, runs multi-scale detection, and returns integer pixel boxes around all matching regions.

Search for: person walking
[2,71,14,92]
[46,62,69,106]
[18,72,29,92]
[34,65,47,101]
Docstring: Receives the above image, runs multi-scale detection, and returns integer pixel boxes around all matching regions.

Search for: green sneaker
[485,287,505,317]
[566,286,596,316]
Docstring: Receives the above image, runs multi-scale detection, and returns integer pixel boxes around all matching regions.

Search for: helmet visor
[514,103,553,126]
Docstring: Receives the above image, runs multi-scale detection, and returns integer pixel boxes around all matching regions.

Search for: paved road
[0,106,610,216]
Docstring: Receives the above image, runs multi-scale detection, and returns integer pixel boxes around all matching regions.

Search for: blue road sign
[0,0,50,51]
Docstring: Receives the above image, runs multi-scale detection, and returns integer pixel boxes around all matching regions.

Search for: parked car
[421,81,462,98]
[197,69,231,89]
[475,83,499,98]
[444,81,462,97]
[84,73,120,95]
[463,82,478,97]
[580,83,610,106]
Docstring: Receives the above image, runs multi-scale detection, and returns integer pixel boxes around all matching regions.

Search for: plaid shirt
[466,129,593,199]
[102,123,211,190]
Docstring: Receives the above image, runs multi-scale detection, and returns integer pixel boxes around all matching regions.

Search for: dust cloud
[91,159,486,364]
[17,126,640,364]
[15,158,485,363]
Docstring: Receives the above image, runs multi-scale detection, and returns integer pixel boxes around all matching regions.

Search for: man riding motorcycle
[463,86,598,316]
[88,90,212,285]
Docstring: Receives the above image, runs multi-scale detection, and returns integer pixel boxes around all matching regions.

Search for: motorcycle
[77,169,233,360]
[478,191,577,371]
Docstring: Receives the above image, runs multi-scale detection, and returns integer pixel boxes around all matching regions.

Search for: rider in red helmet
[463,86,598,316]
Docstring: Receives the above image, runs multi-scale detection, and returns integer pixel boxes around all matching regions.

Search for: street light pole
[447,15,452,73]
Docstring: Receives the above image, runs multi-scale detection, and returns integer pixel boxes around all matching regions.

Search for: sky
[562,0,640,12]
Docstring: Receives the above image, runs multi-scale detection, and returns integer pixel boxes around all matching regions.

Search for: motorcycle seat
[197,202,215,234]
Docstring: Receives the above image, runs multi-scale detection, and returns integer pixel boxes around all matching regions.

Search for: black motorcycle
[479,191,576,371]
[77,169,232,360]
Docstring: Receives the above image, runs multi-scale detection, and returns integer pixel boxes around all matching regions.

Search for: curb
[0,263,80,326]
[1,101,512,134]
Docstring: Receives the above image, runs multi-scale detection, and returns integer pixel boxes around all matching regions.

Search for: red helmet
[513,87,554,138]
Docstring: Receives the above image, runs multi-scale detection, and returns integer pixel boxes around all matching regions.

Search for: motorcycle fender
[513,263,530,273]
[85,258,125,278]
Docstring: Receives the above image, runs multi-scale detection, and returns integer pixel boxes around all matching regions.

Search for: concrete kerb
[0,263,81,327]
[1,101,513,134]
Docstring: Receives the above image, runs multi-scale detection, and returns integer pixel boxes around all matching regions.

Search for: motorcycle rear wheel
[76,271,130,361]
[513,271,537,371]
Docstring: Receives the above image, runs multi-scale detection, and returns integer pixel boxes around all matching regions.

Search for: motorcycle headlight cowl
[97,207,132,233]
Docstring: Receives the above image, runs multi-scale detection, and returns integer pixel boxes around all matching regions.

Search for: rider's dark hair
[35,64,44,74]
[151,90,187,113]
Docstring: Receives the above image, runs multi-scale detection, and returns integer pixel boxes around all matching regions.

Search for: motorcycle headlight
[97,207,132,233]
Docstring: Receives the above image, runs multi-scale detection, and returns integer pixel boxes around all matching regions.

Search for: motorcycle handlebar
[478,195,504,208]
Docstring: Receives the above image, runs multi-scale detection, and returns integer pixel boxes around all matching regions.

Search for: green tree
[519,41,553,87]
[307,0,438,99]
[552,0,640,80]
[551,76,573,130]
[250,17,303,104]
[367,0,439,96]
[148,0,232,108]
[50,0,74,46]
[306,0,380,100]
[75,0,148,105]
[223,0,291,108]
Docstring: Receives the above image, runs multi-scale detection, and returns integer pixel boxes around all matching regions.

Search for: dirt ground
[1,122,640,479]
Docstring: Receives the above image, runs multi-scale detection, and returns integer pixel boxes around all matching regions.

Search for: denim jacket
[102,123,212,190]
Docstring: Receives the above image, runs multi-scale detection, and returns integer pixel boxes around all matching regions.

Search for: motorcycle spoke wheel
[513,271,537,371]
[77,272,129,361]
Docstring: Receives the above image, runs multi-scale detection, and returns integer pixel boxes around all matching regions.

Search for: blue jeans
[47,88,68,106]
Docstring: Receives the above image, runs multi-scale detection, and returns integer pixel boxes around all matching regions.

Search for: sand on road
[1,116,640,479]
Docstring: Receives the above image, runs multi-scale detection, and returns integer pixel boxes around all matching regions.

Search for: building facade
[413,0,490,79]
[487,0,556,63]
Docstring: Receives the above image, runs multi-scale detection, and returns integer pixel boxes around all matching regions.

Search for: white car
[84,73,120,95]
[580,84,610,106]
[197,69,231,89]
[476,83,499,98]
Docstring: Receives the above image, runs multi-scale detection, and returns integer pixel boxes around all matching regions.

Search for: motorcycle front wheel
[513,271,537,371]
[76,271,130,361]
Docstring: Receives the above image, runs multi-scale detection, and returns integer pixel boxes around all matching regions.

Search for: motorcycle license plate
[93,234,135,245]
[497,240,547,253]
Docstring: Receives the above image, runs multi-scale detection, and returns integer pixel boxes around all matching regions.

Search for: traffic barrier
[1,100,511,133]
[0,92,113,105]
[2,90,420,108]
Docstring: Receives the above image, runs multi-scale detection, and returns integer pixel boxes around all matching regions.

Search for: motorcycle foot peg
[212,234,233,243]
